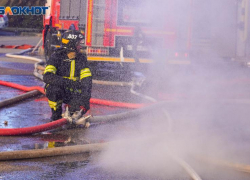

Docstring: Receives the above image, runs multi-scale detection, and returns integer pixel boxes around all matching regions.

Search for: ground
[1,35,250,179]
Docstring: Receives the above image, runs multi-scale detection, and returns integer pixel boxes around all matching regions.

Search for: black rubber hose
[0,90,41,108]
[89,101,167,124]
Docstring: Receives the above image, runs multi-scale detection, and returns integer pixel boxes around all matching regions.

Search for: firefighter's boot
[48,100,63,121]
[50,107,63,121]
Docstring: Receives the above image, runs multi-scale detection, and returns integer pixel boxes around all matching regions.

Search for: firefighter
[43,30,92,121]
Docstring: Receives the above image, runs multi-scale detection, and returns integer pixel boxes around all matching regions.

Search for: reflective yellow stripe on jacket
[63,60,78,81]
[80,68,92,80]
[44,65,57,74]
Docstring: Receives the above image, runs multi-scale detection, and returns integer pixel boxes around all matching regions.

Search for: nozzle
[75,115,92,128]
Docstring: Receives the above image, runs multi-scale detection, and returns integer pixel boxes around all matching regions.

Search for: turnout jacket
[43,48,92,98]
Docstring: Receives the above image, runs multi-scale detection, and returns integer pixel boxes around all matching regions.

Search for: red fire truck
[43,0,192,66]
[43,0,250,77]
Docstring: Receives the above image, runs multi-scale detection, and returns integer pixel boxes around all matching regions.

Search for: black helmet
[61,30,85,51]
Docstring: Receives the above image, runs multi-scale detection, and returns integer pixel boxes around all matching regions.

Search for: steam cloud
[96,0,250,179]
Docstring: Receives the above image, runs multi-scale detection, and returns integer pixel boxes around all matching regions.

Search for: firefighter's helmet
[61,30,85,52]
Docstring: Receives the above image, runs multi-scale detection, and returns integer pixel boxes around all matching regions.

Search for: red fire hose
[0,80,45,93]
[90,98,144,109]
[0,118,68,136]
[0,80,146,136]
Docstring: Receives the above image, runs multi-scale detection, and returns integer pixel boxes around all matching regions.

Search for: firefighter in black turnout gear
[43,30,92,121]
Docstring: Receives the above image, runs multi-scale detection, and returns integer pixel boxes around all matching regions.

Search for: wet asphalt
[1,36,250,179]
[0,29,16,36]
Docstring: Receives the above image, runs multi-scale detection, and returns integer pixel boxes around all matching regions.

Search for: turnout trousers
[45,84,89,121]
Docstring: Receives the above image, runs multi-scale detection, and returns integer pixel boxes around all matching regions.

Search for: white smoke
[95,0,250,179]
